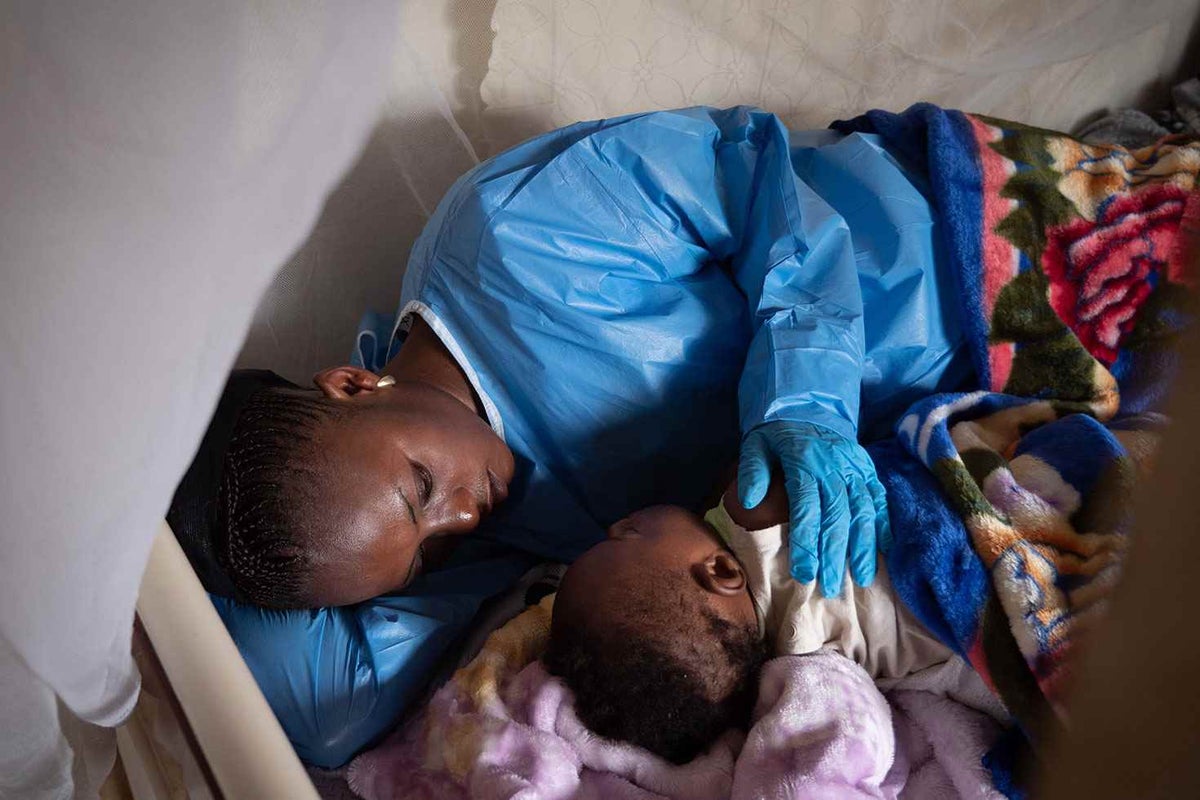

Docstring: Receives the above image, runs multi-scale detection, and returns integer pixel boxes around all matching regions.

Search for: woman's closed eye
[413,462,433,507]
[396,463,433,524]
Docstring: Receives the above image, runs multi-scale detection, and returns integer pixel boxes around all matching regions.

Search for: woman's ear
[313,366,384,399]
[694,551,747,596]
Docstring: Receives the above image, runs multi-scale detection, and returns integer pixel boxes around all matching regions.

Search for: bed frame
[116,524,319,799]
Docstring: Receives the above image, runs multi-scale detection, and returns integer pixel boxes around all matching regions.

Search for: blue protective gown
[214,107,973,767]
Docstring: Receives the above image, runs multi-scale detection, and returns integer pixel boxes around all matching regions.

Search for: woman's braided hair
[216,388,345,608]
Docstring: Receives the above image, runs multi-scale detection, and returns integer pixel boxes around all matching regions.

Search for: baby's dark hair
[215,388,344,608]
[544,576,766,764]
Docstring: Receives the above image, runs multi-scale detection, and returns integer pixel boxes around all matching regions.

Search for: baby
[544,483,951,764]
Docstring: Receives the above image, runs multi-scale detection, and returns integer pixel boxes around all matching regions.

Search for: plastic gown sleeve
[543,108,865,438]
[722,113,866,439]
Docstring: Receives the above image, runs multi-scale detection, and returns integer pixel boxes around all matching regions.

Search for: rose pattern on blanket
[1042,185,1195,366]
[978,118,1200,410]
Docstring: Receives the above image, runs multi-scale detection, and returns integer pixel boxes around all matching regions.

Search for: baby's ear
[313,365,385,399]
[694,552,747,596]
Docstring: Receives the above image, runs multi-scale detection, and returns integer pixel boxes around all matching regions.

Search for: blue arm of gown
[522,107,867,439]
[401,108,863,442]
[212,541,533,768]
[719,113,865,439]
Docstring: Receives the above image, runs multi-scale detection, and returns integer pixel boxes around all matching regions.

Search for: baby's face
[607,504,725,552]
[553,505,756,639]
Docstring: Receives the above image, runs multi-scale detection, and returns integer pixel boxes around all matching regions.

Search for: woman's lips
[485,468,509,512]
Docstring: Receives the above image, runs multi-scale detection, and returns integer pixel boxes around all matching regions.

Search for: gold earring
[376,375,396,388]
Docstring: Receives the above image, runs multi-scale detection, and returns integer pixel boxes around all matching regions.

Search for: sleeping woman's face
[297,380,515,605]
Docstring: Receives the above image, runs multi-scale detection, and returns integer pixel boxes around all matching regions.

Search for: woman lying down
[346,478,1007,800]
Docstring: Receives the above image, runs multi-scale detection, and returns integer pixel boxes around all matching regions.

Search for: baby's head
[544,505,767,764]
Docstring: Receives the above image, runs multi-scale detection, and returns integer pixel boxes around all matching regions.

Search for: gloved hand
[738,420,891,597]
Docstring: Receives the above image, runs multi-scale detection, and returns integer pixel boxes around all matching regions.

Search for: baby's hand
[723,470,789,531]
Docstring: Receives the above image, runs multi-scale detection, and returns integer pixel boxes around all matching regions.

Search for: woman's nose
[428,485,482,535]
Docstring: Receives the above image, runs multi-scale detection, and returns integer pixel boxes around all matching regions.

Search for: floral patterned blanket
[836,106,1200,774]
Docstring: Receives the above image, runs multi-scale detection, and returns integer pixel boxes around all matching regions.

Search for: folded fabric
[1076,76,1200,148]
[888,687,1006,800]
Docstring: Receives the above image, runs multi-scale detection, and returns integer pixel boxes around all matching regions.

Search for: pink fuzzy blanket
[348,599,1004,800]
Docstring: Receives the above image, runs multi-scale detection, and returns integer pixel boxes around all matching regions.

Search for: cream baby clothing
[706,502,952,681]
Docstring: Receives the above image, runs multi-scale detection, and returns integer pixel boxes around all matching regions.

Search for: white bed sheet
[239,0,1200,384]
[480,0,1196,152]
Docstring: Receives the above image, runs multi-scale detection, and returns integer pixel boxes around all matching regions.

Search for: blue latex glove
[738,420,892,597]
